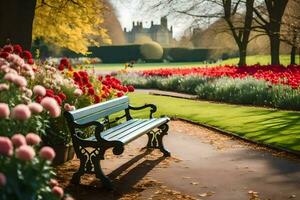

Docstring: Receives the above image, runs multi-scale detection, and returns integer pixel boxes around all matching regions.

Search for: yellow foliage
[33,0,111,54]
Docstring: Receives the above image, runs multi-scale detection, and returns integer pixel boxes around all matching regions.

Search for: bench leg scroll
[146,123,171,157]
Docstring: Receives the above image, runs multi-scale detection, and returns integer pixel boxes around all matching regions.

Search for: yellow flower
[66,71,74,78]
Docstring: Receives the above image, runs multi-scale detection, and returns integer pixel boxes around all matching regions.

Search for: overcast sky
[109,0,196,39]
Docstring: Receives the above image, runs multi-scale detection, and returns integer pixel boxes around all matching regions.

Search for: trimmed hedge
[163,48,211,62]
[88,45,142,63]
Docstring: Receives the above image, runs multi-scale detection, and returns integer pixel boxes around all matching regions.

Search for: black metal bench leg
[92,155,113,190]
[146,123,171,157]
[71,155,87,184]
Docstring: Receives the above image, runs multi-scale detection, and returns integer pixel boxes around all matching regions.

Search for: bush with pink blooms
[0,134,69,200]
[0,44,52,137]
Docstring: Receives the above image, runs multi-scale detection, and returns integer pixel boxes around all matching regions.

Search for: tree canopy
[33,0,111,54]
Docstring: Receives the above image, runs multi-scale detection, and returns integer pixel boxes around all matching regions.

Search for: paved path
[57,120,300,200]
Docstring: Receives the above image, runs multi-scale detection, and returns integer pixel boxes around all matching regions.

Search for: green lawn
[89,55,299,72]
[128,93,300,153]
[219,54,300,66]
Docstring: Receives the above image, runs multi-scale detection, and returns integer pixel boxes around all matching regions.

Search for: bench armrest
[129,104,157,119]
[72,121,107,142]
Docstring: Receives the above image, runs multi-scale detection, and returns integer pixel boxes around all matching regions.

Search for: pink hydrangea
[33,85,46,97]
[41,97,61,118]
[52,186,64,198]
[0,103,10,118]
[64,103,75,111]
[11,104,31,121]
[0,137,13,156]
[0,83,9,91]
[39,146,56,161]
[22,64,32,71]
[0,172,6,187]
[74,88,83,96]
[15,145,36,161]
[13,75,27,87]
[3,73,16,82]
[26,133,41,145]
[28,102,43,114]
[11,134,26,147]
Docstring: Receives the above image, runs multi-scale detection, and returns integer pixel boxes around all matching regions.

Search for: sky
[109,0,196,39]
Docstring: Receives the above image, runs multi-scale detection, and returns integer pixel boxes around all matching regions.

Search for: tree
[0,0,111,53]
[222,0,255,66]
[281,0,300,64]
[33,0,111,54]
[253,0,289,65]
[0,0,37,50]
[145,0,255,66]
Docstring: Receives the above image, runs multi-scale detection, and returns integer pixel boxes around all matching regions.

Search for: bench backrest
[68,96,129,125]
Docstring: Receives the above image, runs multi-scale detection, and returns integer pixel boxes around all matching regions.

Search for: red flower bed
[142,64,300,89]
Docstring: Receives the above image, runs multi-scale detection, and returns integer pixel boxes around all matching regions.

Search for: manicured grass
[90,62,208,71]
[89,55,299,72]
[220,55,300,66]
[128,93,300,152]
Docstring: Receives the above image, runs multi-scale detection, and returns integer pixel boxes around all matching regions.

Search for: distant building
[124,17,174,46]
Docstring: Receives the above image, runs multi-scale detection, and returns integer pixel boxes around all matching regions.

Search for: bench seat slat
[102,119,139,137]
[119,117,169,144]
[101,117,169,143]
[104,119,154,140]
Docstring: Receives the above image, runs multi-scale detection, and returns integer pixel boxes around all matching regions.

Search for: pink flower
[49,179,59,187]
[4,73,16,82]
[11,104,31,121]
[28,102,43,114]
[33,85,46,97]
[11,134,26,147]
[12,75,27,87]
[41,97,61,118]
[39,146,56,161]
[52,186,64,198]
[64,103,75,111]
[74,88,83,96]
[0,172,6,187]
[0,103,10,118]
[0,83,9,91]
[15,145,35,161]
[0,137,13,156]
[25,133,41,145]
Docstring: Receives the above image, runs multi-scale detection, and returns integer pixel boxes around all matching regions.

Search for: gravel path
[56,120,300,200]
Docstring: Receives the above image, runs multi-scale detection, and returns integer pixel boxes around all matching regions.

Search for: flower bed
[142,64,300,89]
[0,44,134,199]
[118,67,300,111]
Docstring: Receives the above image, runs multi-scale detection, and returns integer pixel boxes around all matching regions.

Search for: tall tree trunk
[269,33,281,65]
[264,0,289,65]
[290,45,296,65]
[238,45,247,66]
[223,0,254,66]
[0,0,37,50]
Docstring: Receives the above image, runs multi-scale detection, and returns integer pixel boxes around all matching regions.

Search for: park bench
[64,96,170,189]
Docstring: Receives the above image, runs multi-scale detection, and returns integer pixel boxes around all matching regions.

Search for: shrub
[0,134,68,200]
[140,42,163,61]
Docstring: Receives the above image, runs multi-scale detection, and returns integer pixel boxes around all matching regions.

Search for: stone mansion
[124,17,174,46]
